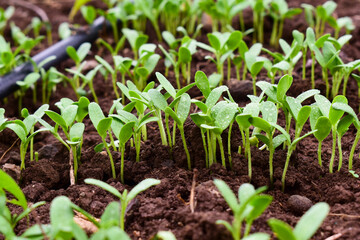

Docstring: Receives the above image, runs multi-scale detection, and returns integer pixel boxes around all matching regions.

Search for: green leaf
[148,89,168,111]
[268,219,297,240]
[329,95,347,125]
[45,110,67,132]
[296,106,311,129]
[207,33,221,51]
[296,89,320,103]
[97,118,112,139]
[176,93,191,124]
[69,123,85,142]
[236,114,252,129]
[95,55,114,74]
[213,179,239,212]
[227,31,242,50]
[212,102,238,131]
[249,117,272,133]
[75,97,90,122]
[66,46,79,63]
[337,115,353,137]
[260,101,277,124]
[127,178,161,202]
[178,47,192,64]
[77,42,91,62]
[0,169,27,209]
[119,122,135,146]
[62,105,78,128]
[205,85,228,110]
[85,178,122,198]
[255,133,270,147]
[50,196,75,233]
[155,231,177,240]
[88,102,106,130]
[293,202,329,240]
[314,116,332,142]
[277,75,293,102]
[332,102,360,129]
[250,61,264,76]
[195,71,211,98]
[246,195,273,222]
[315,94,331,117]
[156,72,176,98]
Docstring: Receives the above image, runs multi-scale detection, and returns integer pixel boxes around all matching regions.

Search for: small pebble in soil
[287,195,313,215]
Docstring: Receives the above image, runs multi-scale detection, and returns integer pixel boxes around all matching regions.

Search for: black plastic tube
[0,16,108,99]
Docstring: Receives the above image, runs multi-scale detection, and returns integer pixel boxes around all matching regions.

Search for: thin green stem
[348,129,360,170]
[245,128,252,181]
[165,114,172,149]
[228,121,233,169]
[217,135,226,168]
[120,145,125,183]
[156,110,168,146]
[311,52,315,89]
[112,72,120,99]
[318,141,323,167]
[103,138,116,179]
[302,47,307,80]
[337,136,343,171]
[329,129,336,173]
[282,146,294,192]
[180,126,191,170]
[201,130,208,168]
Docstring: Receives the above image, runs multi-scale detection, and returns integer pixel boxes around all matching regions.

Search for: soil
[1,0,360,239]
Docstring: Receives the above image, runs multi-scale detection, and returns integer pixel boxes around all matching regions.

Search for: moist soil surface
[1,0,360,239]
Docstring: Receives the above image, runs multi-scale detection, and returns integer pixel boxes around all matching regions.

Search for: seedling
[6,104,49,171]
[165,93,192,170]
[122,28,148,60]
[314,94,347,173]
[153,231,177,240]
[268,202,329,240]
[214,179,272,240]
[89,102,117,179]
[331,59,360,97]
[331,102,360,170]
[0,169,45,239]
[134,0,162,41]
[16,72,40,112]
[328,16,355,39]
[236,102,260,180]
[85,178,160,229]
[197,31,242,84]
[349,170,359,178]
[0,6,14,34]
[269,0,302,47]
[80,5,97,25]
[244,43,264,95]
[249,0,270,43]
[38,98,89,184]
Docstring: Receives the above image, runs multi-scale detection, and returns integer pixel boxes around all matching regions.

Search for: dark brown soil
[1,0,360,239]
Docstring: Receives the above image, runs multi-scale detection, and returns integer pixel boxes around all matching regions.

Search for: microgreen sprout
[85,178,160,230]
[89,102,117,179]
[0,6,14,34]
[269,0,302,48]
[214,179,272,240]
[268,202,329,240]
[6,104,49,171]
[16,72,40,112]
[244,43,264,95]
[349,170,359,178]
[249,0,270,43]
[314,94,347,173]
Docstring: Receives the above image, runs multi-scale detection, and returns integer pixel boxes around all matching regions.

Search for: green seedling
[214,179,272,240]
[249,101,279,185]
[80,5,97,25]
[331,102,360,170]
[122,28,148,60]
[39,98,89,184]
[197,31,242,85]
[328,16,355,39]
[85,178,160,230]
[232,40,249,81]
[58,22,72,40]
[244,43,264,95]
[236,102,260,180]
[165,93,192,170]
[6,104,49,171]
[0,169,45,239]
[134,0,162,41]
[159,36,197,88]
[10,22,44,55]
[249,0,271,43]
[69,0,91,21]
[160,0,182,35]
[126,44,160,91]
[108,114,135,184]
[263,36,302,77]
[0,6,14,34]
[278,97,317,191]
[269,0,302,47]
[332,59,360,97]
[268,202,329,240]
[66,42,91,91]
[89,102,117,179]
[314,94,347,173]
[67,64,102,103]
[16,72,39,112]
[313,41,340,98]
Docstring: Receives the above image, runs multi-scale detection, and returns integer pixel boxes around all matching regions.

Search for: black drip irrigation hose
[0,16,109,99]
